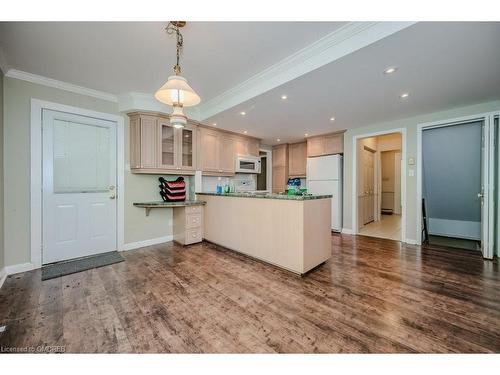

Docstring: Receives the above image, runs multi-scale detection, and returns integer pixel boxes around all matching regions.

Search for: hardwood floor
[1,234,499,353]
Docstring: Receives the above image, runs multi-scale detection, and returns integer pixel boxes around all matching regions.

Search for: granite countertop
[196,192,332,201]
[133,200,206,207]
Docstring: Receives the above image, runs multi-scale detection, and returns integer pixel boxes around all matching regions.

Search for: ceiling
[0,21,345,100]
[206,22,500,144]
[1,22,499,145]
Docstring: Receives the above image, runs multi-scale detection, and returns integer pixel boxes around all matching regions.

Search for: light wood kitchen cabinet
[199,128,236,175]
[307,131,345,157]
[219,135,235,174]
[129,112,260,175]
[129,113,158,170]
[173,205,204,245]
[288,141,307,177]
[157,119,197,172]
[235,136,260,156]
[272,144,289,193]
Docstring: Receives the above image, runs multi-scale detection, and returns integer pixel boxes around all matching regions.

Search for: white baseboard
[428,218,480,240]
[120,235,174,252]
[0,267,7,290]
[5,262,37,276]
[341,228,354,234]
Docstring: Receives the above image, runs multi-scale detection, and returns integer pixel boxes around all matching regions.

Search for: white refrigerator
[307,154,343,232]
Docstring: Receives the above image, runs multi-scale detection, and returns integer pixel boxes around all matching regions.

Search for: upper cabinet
[157,119,197,172]
[235,137,260,157]
[129,112,260,175]
[129,113,159,170]
[307,131,345,157]
[288,141,307,178]
[198,128,237,176]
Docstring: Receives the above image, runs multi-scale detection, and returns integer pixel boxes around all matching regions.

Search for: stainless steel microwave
[235,155,261,173]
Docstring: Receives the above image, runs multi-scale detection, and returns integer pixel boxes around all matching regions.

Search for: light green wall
[3,77,174,267]
[0,70,4,271]
[343,99,500,243]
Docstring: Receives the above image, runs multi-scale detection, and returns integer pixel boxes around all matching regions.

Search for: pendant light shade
[154,75,201,107]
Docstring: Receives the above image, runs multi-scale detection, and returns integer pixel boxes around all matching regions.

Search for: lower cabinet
[173,205,204,245]
[272,144,289,193]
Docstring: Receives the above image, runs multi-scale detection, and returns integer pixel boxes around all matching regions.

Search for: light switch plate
[409,168,415,177]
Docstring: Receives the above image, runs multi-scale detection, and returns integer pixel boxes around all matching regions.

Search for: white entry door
[42,109,117,264]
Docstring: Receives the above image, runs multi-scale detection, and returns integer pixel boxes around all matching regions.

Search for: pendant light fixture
[155,21,201,128]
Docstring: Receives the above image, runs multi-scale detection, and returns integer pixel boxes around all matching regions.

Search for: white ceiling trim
[195,21,416,121]
[5,69,118,102]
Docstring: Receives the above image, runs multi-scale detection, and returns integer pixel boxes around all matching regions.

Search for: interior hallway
[359,214,401,241]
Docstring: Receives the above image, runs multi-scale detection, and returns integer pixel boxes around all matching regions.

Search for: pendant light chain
[166,22,184,75]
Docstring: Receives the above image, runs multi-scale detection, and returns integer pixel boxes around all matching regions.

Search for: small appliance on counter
[159,177,186,202]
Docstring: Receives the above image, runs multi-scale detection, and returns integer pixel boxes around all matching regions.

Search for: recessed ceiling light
[330,117,335,121]
[281,95,288,100]
[212,122,217,126]
[304,133,309,137]
[400,92,410,99]
[243,130,248,134]
[240,111,246,116]
[276,138,281,142]
[384,67,398,74]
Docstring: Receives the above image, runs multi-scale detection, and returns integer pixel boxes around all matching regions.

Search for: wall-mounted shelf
[133,201,206,216]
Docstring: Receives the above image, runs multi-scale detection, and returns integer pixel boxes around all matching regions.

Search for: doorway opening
[257,151,267,190]
[356,132,403,241]
[257,149,272,192]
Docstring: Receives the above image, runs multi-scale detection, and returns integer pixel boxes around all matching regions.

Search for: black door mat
[42,251,125,280]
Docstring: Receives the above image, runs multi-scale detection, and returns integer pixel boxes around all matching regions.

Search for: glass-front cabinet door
[158,119,177,169]
[179,125,196,170]
[157,119,197,171]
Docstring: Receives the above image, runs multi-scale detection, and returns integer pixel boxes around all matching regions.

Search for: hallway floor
[359,214,401,241]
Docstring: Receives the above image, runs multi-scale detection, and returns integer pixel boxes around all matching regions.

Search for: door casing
[351,128,407,242]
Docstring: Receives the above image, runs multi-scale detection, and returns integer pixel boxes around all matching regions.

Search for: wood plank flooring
[0,234,499,353]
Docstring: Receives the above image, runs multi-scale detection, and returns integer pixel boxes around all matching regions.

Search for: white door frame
[259,148,273,192]
[416,110,499,257]
[352,128,407,242]
[30,99,125,268]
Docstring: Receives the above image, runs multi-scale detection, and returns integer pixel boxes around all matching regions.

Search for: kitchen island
[197,192,332,275]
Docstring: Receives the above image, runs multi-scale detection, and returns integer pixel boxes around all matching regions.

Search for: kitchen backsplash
[202,173,257,192]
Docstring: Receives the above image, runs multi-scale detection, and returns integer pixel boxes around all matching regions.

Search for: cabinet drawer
[185,205,202,214]
[185,228,203,244]
[186,213,202,228]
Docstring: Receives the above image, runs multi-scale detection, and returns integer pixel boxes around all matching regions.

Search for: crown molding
[196,21,416,120]
[5,69,118,102]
